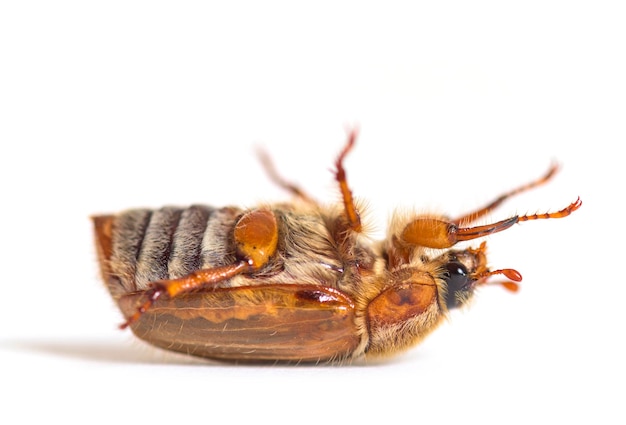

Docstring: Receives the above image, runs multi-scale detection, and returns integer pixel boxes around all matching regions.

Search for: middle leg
[334,129,362,233]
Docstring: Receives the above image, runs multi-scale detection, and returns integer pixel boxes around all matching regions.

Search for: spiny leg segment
[257,147,317,204]
[120,262,248,329]
[334,130,362,233]
[259,129,364,233]
[401,160,582,250]
[453,163,559,225]
[451,196,582,244]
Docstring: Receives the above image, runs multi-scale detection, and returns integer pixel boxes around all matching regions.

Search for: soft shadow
[1,338,212,366]
[1,338,396,367]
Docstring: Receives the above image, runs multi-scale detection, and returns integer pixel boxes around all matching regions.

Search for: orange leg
[257,147,317,204]
[120,262,248,329]
[335,130,362,233]
[259,130,362,232]
[517,197,582,221]
[120,209,279,329]
[402,198,582,249]
[453,163,559,225]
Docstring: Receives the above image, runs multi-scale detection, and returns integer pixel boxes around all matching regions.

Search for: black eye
[443,262,472,310]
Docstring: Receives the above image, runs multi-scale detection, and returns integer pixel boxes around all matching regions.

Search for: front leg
[401,199,582,249]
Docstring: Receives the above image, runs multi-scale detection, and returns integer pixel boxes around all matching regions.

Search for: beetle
[93,130,581,363]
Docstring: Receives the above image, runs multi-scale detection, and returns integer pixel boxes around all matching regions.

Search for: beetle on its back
[93,131,581,363]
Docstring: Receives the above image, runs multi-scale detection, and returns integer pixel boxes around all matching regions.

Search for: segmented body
[93,133,580,363]
[94,204,413,362]
[105,204,384,294]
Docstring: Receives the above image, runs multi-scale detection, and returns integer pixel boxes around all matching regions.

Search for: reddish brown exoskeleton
[93,131,581,363]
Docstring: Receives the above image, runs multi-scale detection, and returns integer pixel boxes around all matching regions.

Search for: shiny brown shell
[117,285,359,362]
[94,213,361,362]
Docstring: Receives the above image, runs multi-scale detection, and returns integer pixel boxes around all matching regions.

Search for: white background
[1,1,623,424]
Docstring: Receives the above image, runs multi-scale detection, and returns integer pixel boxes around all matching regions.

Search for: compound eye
[443,261,472,310]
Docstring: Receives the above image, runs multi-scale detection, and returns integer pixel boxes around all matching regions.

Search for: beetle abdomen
[94,204,350,301]
[95,205,244,297]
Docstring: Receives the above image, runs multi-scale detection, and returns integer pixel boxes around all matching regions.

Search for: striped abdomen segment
[93,205,242,297]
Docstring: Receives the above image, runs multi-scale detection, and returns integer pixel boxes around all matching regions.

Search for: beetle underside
[93,131,581,363]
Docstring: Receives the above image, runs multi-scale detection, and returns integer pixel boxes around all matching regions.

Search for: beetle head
[442,242,521,310]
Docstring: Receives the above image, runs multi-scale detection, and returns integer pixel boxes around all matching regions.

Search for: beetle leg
[121,209,280,329]
[335,130,362,233]
[401,198,582,249]
[119,261,249,329]
[257,147,317,204]
[453,163,559,225]
[232,209,279,269]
